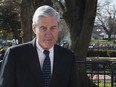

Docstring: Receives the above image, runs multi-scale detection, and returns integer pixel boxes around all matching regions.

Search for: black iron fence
[77,61,116,87]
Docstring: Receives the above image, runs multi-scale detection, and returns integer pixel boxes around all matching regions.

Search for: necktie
[43,50,51,87]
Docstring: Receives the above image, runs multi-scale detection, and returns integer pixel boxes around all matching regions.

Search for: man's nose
[45,29,52,35]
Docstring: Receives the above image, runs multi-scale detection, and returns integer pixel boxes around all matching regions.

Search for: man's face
[32,16,59,50]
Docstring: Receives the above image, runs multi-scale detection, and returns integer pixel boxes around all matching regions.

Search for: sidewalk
[90,74,111,82]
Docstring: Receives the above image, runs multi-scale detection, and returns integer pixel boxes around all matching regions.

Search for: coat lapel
[27,39,44,87]
[50,45,62,87]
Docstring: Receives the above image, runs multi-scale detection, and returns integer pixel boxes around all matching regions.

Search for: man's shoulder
[8,41,34,51]
[54,44,74,54]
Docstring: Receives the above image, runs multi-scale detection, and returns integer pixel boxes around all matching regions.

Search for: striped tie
[43,50,51,87]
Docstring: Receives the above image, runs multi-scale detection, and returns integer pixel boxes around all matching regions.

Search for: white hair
[32,5,60,25]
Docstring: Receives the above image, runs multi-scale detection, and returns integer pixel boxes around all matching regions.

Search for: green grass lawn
[90,40,116,44]
[94,81,112,87]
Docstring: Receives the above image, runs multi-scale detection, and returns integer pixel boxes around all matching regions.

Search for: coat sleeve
[0,47,17,87]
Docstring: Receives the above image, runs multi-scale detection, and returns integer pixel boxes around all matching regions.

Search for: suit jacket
[0,39,77,87]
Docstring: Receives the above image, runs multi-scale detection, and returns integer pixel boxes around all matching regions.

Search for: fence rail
[77,61,116,87]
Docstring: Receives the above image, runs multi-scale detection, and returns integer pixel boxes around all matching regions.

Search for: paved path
[88,74,111,82]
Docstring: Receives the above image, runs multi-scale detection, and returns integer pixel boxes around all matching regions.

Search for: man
[0,5,77,87]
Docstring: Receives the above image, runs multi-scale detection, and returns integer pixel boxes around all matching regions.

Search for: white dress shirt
[36,40,54,74]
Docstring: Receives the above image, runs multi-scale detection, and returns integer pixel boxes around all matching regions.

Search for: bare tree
[95,0,116,40]
[55,0,98,87]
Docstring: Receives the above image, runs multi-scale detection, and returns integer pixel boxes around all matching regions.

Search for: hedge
[87,50,116,57]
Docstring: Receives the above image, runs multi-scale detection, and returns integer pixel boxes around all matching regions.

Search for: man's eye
[51,27,57,31]
[39,27,47,32]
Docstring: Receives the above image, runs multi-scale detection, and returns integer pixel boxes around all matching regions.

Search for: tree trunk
[64,0,98,87]
[32,0,53,11]
[20,0,32,42]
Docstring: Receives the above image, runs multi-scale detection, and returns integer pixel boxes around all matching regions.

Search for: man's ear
[32,24,36,34]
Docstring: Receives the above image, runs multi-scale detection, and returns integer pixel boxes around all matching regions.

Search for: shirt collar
[36,40,54,53]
